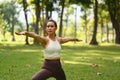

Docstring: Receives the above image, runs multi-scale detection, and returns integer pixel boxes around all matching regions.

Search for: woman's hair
[46,19,57,28]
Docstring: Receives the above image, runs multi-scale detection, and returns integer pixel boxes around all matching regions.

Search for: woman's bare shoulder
[56,37,63,43]
[39,36,49,41]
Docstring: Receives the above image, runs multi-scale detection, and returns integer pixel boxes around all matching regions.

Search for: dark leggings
[31,59,66,80]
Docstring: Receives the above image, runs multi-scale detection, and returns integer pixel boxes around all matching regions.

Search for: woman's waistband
[45,57,60,61]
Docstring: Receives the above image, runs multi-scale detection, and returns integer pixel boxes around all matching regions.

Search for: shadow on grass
[0,43,44,80]
[0,43,120,80]
[61,44,120,80]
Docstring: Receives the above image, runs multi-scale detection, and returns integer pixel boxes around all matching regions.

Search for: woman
[15,20,81,80]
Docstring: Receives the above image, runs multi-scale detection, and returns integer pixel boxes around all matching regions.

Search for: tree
[81,6,91,43]
[22,0,29,45]
[59,0,65,37]
[98,3,110,43]
[69,0,92,43]
[63,7,74,37]
[0,15,7,41]
[28,0,41,44]
[0,1,20,41]
[90,0,98,45]
[105,0,120,44]
[33,0,40,44]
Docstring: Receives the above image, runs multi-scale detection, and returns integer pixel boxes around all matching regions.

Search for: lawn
[0,42,120,80]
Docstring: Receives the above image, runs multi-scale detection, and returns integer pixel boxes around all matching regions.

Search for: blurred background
[0,0,120,45]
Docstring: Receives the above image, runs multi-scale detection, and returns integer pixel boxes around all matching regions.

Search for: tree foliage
[0,0,120,45]
[0,1,20,41]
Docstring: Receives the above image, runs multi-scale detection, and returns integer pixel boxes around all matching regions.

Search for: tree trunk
[40,0,46,36]
[109,12,120,44]
[106,0,120,44]
[23,0,29,45]
[11,15,15,41]
[74,7,77,43]
[101,18,103,43]
[84,10,88,43]
[106,20,109,43]
[59,0,65,37]
[64,15,68,37]
[90,0,98,45]
[3,27,6,41]
[34,0,40,44]
[112,28,115,43]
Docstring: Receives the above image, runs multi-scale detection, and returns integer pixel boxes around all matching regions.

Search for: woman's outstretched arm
[59,37,82,44]
[15,31,46,44]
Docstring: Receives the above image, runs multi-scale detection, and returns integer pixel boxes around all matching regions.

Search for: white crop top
[44,37,61,58]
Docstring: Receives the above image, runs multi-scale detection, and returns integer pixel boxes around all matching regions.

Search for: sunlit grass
[0,41,120,80]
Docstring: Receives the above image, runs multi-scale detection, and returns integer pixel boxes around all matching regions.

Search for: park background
[0,0,120,80]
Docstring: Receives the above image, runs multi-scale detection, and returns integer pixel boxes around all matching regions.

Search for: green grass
[0,42,120,80]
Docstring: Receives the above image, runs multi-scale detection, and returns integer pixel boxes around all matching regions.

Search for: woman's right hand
[15,31,26,35]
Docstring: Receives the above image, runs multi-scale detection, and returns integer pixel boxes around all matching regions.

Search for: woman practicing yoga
[16,19,81,80]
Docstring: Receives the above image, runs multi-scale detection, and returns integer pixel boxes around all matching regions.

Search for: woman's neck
[48,35,56,41]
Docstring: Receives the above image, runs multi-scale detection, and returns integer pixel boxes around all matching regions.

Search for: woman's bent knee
[31,76,36,80]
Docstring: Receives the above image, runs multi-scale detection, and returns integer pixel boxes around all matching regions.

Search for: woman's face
[46,21,57,35]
